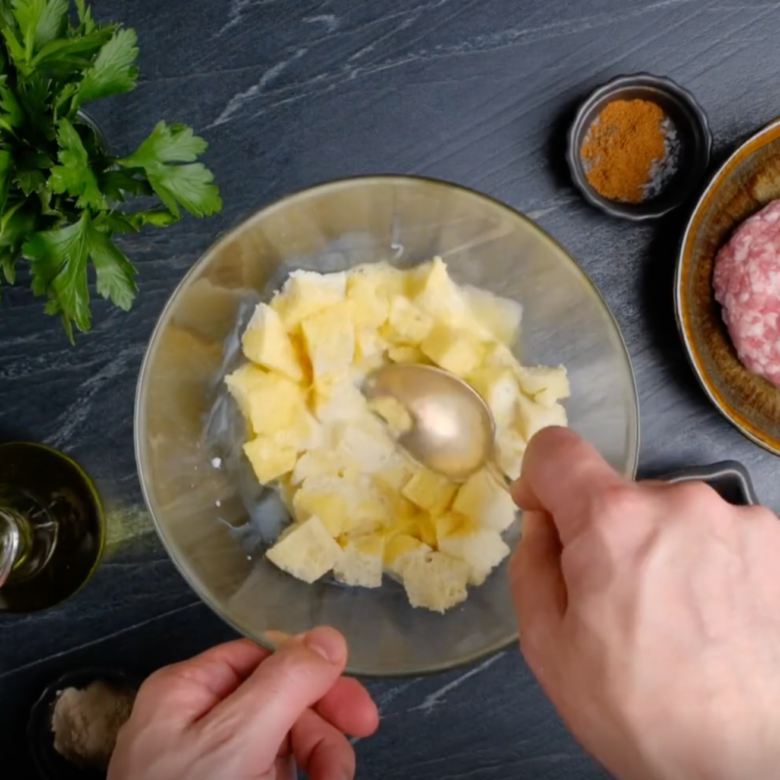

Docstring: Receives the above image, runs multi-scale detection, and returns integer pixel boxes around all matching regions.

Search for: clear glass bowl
[135,176,639,676]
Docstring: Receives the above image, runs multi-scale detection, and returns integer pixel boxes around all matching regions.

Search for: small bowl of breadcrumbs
[567,73,712,220]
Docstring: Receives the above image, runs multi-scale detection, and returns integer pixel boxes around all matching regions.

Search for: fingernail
[304,627,345,664]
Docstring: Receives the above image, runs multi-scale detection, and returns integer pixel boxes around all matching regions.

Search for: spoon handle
[486,460,513,495]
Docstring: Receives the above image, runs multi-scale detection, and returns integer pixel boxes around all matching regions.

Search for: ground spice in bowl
[580,98,680,203]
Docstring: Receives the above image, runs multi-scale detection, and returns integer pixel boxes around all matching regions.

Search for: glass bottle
[0,443,104,613]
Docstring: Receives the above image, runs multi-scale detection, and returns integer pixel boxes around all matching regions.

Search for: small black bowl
[567,73,712,220]
[27,668,138,780]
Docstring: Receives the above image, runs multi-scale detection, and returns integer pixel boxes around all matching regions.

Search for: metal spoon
[364,364,506,485]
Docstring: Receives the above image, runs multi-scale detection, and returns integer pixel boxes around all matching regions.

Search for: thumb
[195,626,347,760]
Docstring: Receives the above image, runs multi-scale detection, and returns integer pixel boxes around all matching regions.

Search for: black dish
[27,667,138,780]
[567,73,712,220]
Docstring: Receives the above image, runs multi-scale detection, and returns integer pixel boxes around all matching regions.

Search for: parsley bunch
[0,0,222,340]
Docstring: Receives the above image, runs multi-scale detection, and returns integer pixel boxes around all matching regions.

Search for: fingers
[512,427,625,546]
[315,676,379,738]
[195,626,347,757]
[511,510,567,639]
[291,708,356,780]
[132,639,270,726]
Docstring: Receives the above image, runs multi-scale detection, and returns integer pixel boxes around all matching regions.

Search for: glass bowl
[135,176,639,676]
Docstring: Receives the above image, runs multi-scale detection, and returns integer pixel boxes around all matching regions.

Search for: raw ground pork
[713,199,780,388]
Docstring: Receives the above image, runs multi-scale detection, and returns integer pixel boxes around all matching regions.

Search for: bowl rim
[134,173,641,676]
[675,117,780,457]
[566,72,713,221]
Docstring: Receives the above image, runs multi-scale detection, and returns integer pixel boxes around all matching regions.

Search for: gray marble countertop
[3,0,780,777]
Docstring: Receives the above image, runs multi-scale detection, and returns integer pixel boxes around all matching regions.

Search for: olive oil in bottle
[0,443,104,613]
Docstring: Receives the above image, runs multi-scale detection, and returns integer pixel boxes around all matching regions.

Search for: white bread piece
[271,270,347,332]
[383,296,434,345]
[241,303,304,381]
[266,516,342,583]
[334,534,385,588]
[463,285,522,345]
[332,418,396,473]
[452,469,517,533]
[401,468,457,516]
[436,518,510,586]
[495,428,527,481]
[225,364,306,436]
[383,534,431,578]
[467,365,521,428]
[515,393,568,442]
[243,438,298,484]
[301,303,355,383]
[311,379,368,424]
[421,323,485,377]
[401,550,469,613]
[409,257,469,324]
[518,365,570,407]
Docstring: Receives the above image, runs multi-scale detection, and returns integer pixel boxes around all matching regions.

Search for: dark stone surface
[2,0,779,777]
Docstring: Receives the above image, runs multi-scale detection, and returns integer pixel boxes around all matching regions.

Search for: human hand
[108,627,378,780]
[510,427,780,780]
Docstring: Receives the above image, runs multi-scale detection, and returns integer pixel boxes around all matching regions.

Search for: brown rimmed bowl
[676,117,780,455]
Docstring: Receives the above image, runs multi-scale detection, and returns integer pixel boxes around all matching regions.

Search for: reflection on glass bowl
[134,176,639,676]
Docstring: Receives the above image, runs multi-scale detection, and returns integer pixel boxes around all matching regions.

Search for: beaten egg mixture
[225,258,569,612]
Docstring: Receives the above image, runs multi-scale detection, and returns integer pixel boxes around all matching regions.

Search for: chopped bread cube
[269,411,323,454]
[301,304,355,383]
[515,394,568,442]
[347,280,390,330]
[332,419,396,473]
[266,516,342,583]
[225,365,306,435]
[354,329,388,373]
[384,297,434,345]
[463,285,523,345]
[401,550,469,613]
[311,379,368,423]
[401,468,457,516]
[334,534,385,588]
[384,534,431,576]
[292,480,349,537]
[373,451,417,491]
[421,324,485,377]
[482,342,523,375]
[517,365,571,407]
[271,270,347,332]
[368,396,414,436]
[452,469,517,533]
[436,515,510,586]
[242,303,304,381]
[243,438,298,484]
[291,448,351,486]
[409,258,468,324]
[495,428,527,480]
[387,345,428,364]
[348,262,409,301]
[467,366,521,427]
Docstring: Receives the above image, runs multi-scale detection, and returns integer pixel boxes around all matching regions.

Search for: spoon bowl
[364,364,496,482]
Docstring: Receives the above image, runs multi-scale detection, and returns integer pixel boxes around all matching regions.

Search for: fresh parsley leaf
[0,76,24,133]
[119,121,221,218]
[73,0,95,35]
[94,208,177,233]
[48,117,104,209]
[0,148,13,211]
[87,220,136,310]
[25,209,137,336]
[72,27,137,107]
[31,26,115,74]
[98,168,153,201]
[25,210,91,334]
[11,0,68,60]
[0,248,15,283]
